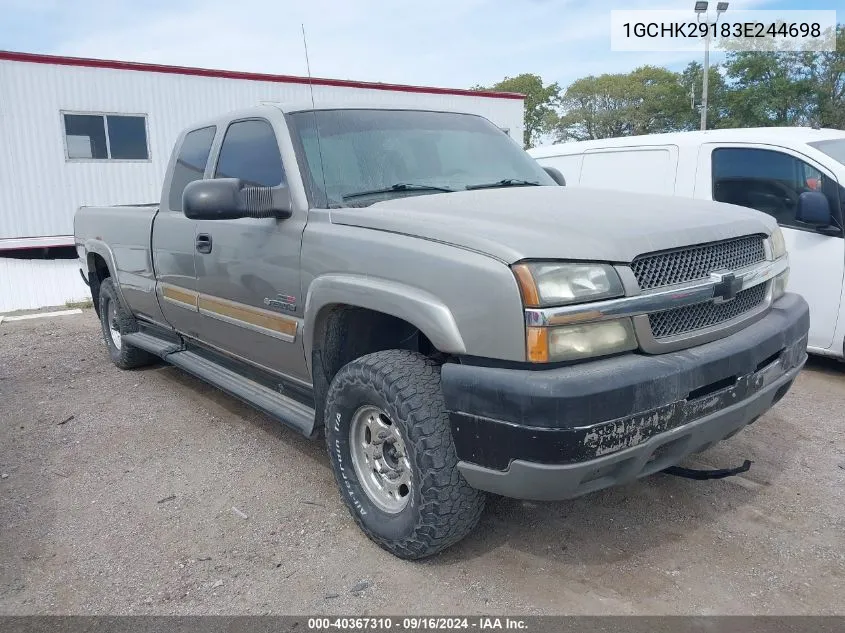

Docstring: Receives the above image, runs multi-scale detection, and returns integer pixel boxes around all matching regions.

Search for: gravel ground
[0,309,843,615]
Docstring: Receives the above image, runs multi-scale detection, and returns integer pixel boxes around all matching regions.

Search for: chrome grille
[632,235,766,290]
[648,283,767,339]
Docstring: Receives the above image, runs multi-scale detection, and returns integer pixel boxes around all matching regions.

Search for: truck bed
[74,204,160,316]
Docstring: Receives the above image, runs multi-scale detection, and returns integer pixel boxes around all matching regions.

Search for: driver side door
[193,118,310,384]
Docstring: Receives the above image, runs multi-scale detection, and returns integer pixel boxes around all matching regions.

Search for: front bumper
[442,293,809,500]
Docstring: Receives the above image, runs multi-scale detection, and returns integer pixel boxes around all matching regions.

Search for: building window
[63,113,149,160]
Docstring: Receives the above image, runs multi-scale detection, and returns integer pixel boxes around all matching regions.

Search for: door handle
[196,233,212,254]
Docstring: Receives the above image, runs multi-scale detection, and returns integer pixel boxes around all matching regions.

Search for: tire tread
[98,278,157,370]
[325,349,485,559]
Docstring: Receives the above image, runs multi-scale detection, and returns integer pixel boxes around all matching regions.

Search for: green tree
[805,25,845,128]
[483,23,843,145]
[473,74,560,148]
[555,66,689,140]
[722,49,815,127]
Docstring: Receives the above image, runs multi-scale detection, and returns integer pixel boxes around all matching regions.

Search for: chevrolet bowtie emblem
[710,271,743,304]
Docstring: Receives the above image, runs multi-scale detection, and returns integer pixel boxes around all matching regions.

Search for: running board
[166,350,316,437]
[122,332,182,357]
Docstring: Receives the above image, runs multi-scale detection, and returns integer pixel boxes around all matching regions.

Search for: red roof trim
[0,50,525,101]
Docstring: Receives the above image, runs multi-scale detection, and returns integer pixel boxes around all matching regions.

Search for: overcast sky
[1,0,840,89]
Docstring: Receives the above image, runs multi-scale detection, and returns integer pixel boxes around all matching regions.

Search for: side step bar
[123,331,316,437]
[123,332,181,357]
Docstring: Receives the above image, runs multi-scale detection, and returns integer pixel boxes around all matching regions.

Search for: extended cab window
[712,148,833,229]
[169,126,216,212]
[214,119,285,187]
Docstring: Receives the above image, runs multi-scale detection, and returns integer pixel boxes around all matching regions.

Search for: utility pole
[695,2,729,131]
[701,30,710,130]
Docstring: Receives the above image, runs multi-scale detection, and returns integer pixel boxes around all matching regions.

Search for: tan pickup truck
[76,104,809,558]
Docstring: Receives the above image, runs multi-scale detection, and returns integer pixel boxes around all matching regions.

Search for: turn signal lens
[526,327,550,363]
[772,268,789,301]
[512,262,623,308]
[526,319,637,363]
[513,264,541,307]
[769,227,787,260]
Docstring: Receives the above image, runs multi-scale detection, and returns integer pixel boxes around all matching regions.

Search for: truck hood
[330,186,775,264]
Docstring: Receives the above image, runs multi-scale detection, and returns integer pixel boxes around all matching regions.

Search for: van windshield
[808,139,845,167]
[287,109,555,207]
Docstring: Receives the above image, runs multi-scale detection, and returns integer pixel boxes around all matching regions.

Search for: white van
[530,128,845,359]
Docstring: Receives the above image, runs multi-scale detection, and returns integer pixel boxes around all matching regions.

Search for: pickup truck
[75,104,809,559]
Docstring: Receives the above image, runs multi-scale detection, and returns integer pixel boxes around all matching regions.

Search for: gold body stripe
[198,294,297,338]
[161,284,199,309]
[160,283,297,342]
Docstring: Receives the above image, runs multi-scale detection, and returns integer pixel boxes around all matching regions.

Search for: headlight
[527,319,637,363]
[771,268,789,301]
[769,226,787,260]
[513,262,624,307]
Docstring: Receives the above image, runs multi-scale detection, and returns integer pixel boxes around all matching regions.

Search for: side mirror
[183,178,292,220]
[543,166,566,186]
[796,191,832,226]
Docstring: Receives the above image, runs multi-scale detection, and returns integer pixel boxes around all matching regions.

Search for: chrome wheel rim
[107,301,122,350]
[349,405,412,513]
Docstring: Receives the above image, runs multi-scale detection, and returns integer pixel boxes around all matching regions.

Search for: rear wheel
[98,278,156,370]
[325,349,485,559]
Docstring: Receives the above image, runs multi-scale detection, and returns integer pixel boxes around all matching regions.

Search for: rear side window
[214,119,284,187]
[580,148,674,194]
[712,148,831,229]
[169,126,216,212]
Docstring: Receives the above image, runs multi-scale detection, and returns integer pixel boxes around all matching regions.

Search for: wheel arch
[303,274,467,427]
[303,274,467,367]
[84,241,119,316]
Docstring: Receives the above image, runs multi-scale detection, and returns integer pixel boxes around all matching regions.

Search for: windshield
[287,109,555,207]
[808,139,845,167]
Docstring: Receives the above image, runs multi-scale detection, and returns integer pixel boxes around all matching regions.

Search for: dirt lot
[0,309,843,615]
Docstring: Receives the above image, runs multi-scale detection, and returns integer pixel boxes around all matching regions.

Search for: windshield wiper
[465,178,541,190]
[342,183,454,200]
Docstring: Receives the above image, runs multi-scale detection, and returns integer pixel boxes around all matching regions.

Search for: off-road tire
[324,349,485,559]
[98,278,156,370]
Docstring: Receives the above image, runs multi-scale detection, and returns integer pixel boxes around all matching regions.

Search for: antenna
[301,24,330,206]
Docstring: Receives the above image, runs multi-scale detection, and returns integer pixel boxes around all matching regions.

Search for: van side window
[214,119,285,187]
[169,126,216,212]
[712,148,830,229]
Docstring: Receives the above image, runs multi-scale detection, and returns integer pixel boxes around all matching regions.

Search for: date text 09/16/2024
[307,617,528,631]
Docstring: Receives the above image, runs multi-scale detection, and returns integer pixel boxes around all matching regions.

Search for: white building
[0,50,525,312]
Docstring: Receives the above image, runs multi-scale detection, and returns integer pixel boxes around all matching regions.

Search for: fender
[303,274,467,367]
[83,238,131,310]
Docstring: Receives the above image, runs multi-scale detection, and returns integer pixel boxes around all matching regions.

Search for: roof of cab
[264,101,490,115]
[180,103,491,131]
[529,127,845,158]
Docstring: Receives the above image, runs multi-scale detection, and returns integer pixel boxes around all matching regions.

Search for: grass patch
[65,299,94,309]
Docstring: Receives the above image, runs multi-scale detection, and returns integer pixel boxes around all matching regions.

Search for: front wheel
[324,350,485,559]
